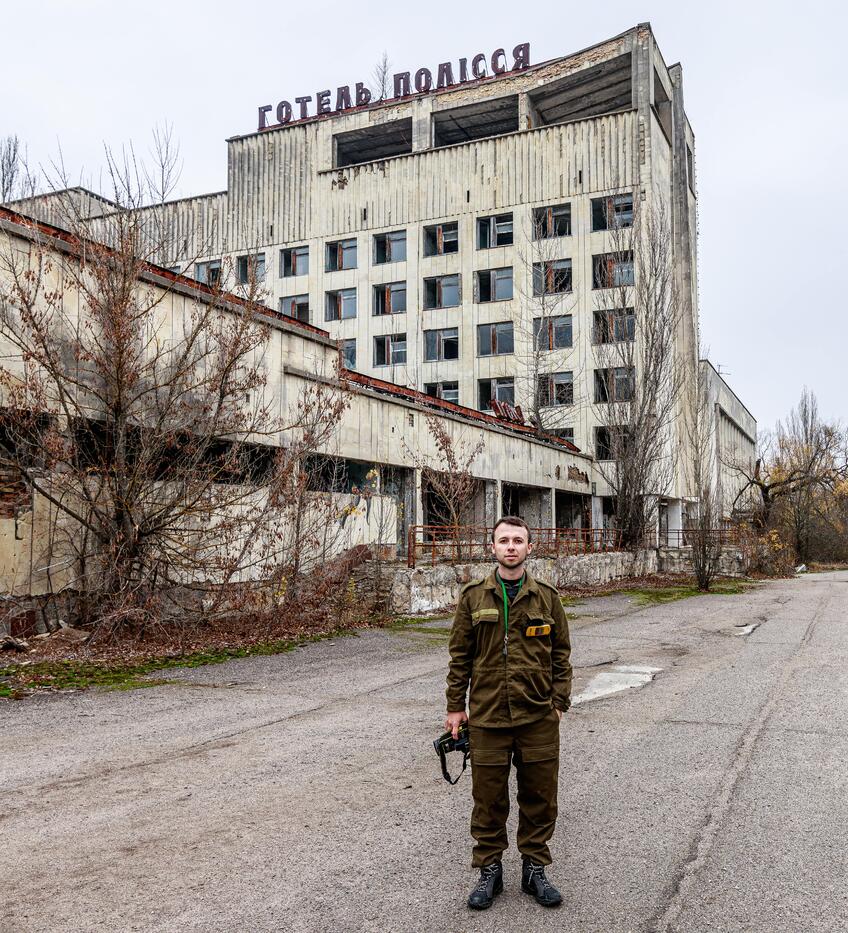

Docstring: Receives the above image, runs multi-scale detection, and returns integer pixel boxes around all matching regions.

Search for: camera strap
[438,742,470,785]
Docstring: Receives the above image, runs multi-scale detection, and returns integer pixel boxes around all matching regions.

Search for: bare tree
[371,51,392,101]
[731,389,846,561]
[592,192,687,548]
[685,359,722,590]
[513,207,580,438]
[1,135,38,204]
[0,142,348,637]
[403,414,484,558]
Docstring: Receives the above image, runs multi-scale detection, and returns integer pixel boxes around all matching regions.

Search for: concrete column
[413,467,425,528]
[547,487,556,528]
[412,99,434,152]
[591,495,604,530]
[484,479,502,526]
[667,498,683,547]
[518,91,541,130]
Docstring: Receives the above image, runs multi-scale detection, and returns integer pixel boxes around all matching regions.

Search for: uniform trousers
[467,707,560,867]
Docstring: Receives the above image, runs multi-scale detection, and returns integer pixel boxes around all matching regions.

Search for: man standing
[445,515,572,910]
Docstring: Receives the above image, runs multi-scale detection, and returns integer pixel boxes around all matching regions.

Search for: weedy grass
[625,579,751,606]
[0,629,354,700]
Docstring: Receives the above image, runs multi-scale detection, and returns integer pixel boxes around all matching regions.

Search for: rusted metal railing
[406,525,623,569]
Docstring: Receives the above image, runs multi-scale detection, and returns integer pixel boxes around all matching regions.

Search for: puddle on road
[571,664,662,706]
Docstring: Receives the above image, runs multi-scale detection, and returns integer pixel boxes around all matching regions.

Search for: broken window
[281,245,309,277]
[551,426,575,443]
[279,294,310,323]
[325,238,357,272]
[532,203,571,239]
[537,371,574,408]
[477,322,514,357]
[325,288,357,321]
[374,333,407,366]
[591,194,634,232]
[532,259,572,296]
[195,259,222,287]
[595,425,631,461]
[423,327,459,362]
[478,377,514,411]
[423,222,459,257]
[476,267,513,303]
[423,274,460,309]
[594,367,635,403]
[374,230,407,264]
[593,308,635,343]
[334,118,413,168]
[533,315,573,351]
[424,381,459,404]
[237,253,265,284]
[477,213,514,249]
[341,339,356,370]
[592,251,634,289]
[432,95,519,148]
[373,282,407,315]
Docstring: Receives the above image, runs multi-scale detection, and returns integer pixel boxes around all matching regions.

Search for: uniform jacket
[446,569,572,727]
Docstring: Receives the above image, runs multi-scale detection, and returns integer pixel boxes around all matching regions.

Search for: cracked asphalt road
[2,572,847,933]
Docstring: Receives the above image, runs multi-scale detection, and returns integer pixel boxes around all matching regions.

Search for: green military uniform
[446,569,572,868]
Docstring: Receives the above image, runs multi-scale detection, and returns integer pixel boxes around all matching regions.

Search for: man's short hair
[491,515,531,542]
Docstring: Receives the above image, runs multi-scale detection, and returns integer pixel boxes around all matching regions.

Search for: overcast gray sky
[3,0,846,432]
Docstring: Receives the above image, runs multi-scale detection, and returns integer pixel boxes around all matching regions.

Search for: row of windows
[280,257,634,323]
[343,327,634,403]
[191,195,634,286]
[289,305,634,353]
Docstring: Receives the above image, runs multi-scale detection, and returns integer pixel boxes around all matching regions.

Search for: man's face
[491,524,532,569]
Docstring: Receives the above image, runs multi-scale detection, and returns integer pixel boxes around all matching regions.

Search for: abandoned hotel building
[1,24,756,586]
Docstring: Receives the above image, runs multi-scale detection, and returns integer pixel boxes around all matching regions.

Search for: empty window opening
[424,381,459,404]
[432,95,519,148]
[476,267,513,302]
[527,53,632,127]
[334,118,413,168]
[424,327,459,362]
[593,308,635,343]
[592,251,634,289]
[533,315,573,351]
[195,259,222,287]
[374,230,407,264]
[594,367,635,403]
[477,213,514,248]
[341,339,356,370]
[533,203,571,239]
[533,259,572,295]
[374,333,407,367]
[478,377,514,411]
[652,69,673,144]
[281,245,309,277]
[325,288,357,321]
[591,194,634,231]
[423,274,460,309]
[373,282,407,316]
[326,239,357,272]
[237,253,265,284]
[595,425,631,461]
[423,222,459,256]
[280,294,310,323]
[477,321,514,357]
[537,371,574,407]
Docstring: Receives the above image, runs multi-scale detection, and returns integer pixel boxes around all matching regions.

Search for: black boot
[521,860,562,907]
[467,862,503,910]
